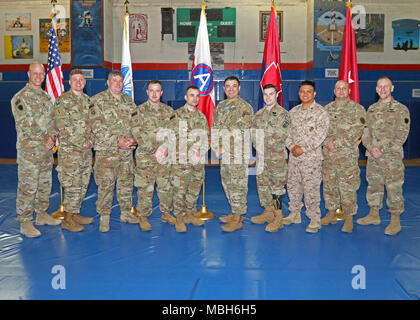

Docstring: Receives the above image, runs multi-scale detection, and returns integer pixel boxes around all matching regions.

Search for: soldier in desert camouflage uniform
[131,80,177,231]
[284,80,329,233]
[211,76,254,232]
[169,86,209,232]
[321,80,366,233]
[11,62,61,238]
[89,71,137,232]
[53,69,94,232]
[250,84,290,232]
[357,76,410,236]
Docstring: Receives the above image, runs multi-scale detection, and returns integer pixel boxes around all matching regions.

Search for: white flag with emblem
[121,12,134,99]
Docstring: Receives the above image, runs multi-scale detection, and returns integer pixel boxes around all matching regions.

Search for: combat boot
[265,209,284,232]
[283,211,301,225]
[20,220,41,238]
[356,208,380,225]
[120,212,138,224]
[341,215,353,233]
[219,213,234,223]
[321,210,338,226]
[73,213,94,225]
[62,212,84,232]
[306,218,321,233]
[99,215,110,232]
[139,216,152,231]
[184,213,204,226]
[221,214,243,232]
[35,211,61,226]
[384,213,402,236]
[251,206,275,224]
[175,215,187,233]
[161,213,176,225]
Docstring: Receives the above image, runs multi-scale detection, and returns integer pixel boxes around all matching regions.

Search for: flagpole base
[195,205,215,221]
[336,208,345,221]
[51,204,65,220]
[131,205,138,217]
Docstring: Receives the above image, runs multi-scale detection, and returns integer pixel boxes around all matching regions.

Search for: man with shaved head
[11,62,61,238]
[321,80,366,233]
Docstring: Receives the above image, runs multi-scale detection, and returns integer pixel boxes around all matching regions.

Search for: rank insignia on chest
[89,104,94,109]
[360,117,365,124]
[132,111,138,117]
[272,112,277,115]
[283,121,289,128]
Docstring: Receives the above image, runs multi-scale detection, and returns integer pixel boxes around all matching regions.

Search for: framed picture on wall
[259,10,283,42]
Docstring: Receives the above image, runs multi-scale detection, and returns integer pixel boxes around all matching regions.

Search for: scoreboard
[177,8,236,42]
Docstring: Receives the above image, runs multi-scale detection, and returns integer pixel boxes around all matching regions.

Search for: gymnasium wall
[0,0,419,158]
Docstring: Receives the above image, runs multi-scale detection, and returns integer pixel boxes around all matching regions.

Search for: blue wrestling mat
[0,164,419,300]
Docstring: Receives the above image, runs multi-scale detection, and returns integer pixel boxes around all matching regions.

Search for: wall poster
[39,18,70,53]
[5,13,31,31]
[4,35,33,59]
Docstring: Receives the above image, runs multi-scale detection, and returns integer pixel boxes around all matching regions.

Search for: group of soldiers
[11,62,410,238]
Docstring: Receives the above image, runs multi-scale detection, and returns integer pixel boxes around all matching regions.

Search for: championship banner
[71,0,103,67]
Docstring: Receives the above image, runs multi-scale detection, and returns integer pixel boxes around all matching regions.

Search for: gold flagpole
[52,184,65,219]
[195,168,214,220]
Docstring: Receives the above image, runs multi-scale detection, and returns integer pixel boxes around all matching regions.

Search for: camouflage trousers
[256,158,287,207]
[93,150,134,216]
[16,151,53,222]
[287,157,322,219]
[134,154,173,217]
[322,155,360,216]
[171,164,204,216]
[57,149,92,214]
[220,163,249,215]
[366,156,405,215]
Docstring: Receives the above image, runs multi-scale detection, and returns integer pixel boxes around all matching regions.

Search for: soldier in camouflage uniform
[53,69,94,232]
[131,80,177,231]
[11,62,61,238]
[358,76,410,236]
[250,84,290,232]
[284,80,329,233]
[89,71,137,232]
[321,80,366,233]
[169,86,209,232]
[211,76,254,232]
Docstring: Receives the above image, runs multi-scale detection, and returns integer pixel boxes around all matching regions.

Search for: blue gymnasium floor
[0,164,419,300]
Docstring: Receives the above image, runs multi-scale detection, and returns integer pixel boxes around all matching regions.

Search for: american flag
[45,12,64,103]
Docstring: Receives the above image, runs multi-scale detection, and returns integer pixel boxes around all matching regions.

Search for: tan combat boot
[251,206,275,224]
[35,212,61,226]
[384,213,402,236]
[175,215,187,233]
[72,213,94,225]
[62,212,84,232]
[120,212,138,224]
[219,213,234,223]
[341,215,353,233]
[221,214,243,232]
[139,216,152,231]
[161,213,176,225]
[184,213,204,226]
[20,220,41,238]
[283,211,301,225]
[321,210,338,226]
[99,215,110,232]
[356,208,380,225]
[265,209,284,232]
[306,218,321,233]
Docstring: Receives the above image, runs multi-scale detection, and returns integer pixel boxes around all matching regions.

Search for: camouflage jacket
[53,90,92,153]
[251,103,290,161]
[323,99,366,159]
[286,101,329,161]
[131,101,175,157]
[211,96,254,161]
[362,98,410,159]
[11,83,56,156]
[89,89,136,154]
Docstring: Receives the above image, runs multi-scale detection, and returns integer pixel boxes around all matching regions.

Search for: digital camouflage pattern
[322,99,366,216]
[53,90,93,214]
[11,83,56,222]
[89,89,136,216]
[362,99,410,215]
[131,101,176,217]
[251,103,290,207]
[211,96,254,215]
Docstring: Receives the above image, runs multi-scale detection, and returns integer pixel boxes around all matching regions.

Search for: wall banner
[71,0,103,67]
